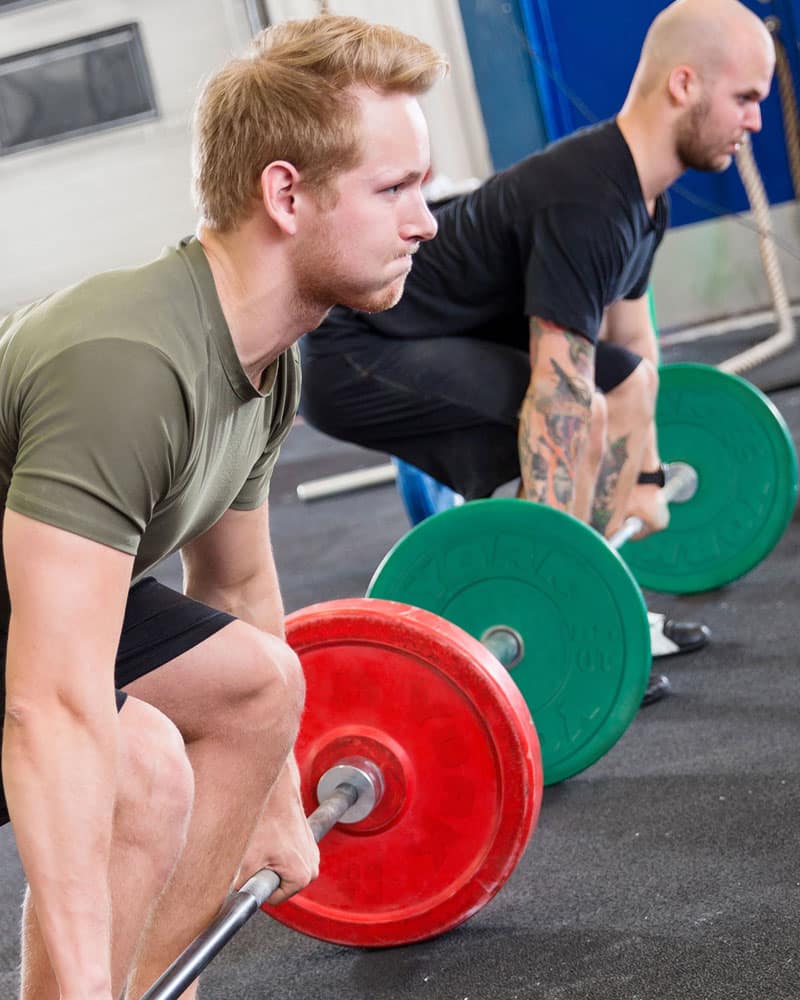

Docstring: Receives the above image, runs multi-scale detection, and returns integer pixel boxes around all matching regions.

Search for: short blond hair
[192,15,449,231]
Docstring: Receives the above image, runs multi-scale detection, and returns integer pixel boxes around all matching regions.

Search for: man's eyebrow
[372,168,426,185]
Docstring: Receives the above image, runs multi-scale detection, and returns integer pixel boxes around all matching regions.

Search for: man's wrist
[637,463,666,488]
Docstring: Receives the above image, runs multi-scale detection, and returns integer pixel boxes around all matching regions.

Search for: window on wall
[0,1,63,14]
[0,23,158,157]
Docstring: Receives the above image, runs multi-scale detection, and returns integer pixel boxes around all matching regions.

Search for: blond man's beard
[292,233,408,315]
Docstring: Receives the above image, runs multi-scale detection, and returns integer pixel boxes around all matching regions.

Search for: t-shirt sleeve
[522,203,630,343]
[231,344,301,511]
[5,339,190,553]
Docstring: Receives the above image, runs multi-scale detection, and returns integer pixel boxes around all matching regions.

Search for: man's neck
[616,107,685,210]
[197,221,328,390]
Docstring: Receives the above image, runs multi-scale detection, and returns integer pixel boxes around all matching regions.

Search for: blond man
[0,16,445,999]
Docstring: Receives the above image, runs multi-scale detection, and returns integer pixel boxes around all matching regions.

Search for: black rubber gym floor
[1,329,799,1000]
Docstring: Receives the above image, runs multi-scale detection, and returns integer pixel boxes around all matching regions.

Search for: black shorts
[0,577,234,827]
[300,333,642,500]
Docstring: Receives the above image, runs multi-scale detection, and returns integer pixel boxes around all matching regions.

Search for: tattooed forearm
[518,338,594,511]
[522,428,576,507]
[568,335,594,372]
[546,359,594,412]
[590,435,629,534]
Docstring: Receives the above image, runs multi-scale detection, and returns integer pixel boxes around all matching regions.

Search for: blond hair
[192,15,449,231]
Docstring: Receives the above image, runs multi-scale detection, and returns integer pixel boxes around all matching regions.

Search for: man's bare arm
[2,510,134,1000]
[595,295,664,535]
[519,317,595,511]
[180,501,318,902]
[180,500,284,636]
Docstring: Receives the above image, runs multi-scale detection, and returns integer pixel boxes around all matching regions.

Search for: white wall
[0,0,488,314]
[0,0,253,313]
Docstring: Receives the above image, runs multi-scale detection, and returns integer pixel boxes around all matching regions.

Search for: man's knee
[211,623,305,742]
[116,699,194,875]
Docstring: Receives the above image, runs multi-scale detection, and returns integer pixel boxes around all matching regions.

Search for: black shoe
[648,611,711,658]
[641,670,672,707]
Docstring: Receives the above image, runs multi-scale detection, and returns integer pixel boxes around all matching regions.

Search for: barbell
[367,366,798,784]
[140,364,798,995]
[393,364,799,595]
[141,598,543,998]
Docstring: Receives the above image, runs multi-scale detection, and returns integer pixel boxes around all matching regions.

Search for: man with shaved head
[300,0,775,701]
[623,0,773,175]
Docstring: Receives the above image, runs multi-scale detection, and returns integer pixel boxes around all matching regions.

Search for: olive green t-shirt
[0,237,300,623]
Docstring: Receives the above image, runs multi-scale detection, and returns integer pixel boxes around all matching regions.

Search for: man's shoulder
[499,120,632,203]
[0,243,203,376]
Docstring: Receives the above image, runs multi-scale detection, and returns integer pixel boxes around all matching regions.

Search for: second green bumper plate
[368,499,650,785]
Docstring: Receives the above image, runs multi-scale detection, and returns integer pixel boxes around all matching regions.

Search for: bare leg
[20,698,194,1000]
[123,621,304,1000]
[590,359,657,536]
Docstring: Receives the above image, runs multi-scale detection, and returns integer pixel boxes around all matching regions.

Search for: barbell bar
[608,461,699,549]
[431,465,697,691]
[372,463,693,717]
[419,463,698,688]
[140,770,371,1000]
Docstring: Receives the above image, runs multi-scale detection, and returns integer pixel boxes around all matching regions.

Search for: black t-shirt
[311,120,668,349]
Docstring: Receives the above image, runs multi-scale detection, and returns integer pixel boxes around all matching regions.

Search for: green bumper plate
[621,363,799,594]
[367,499,650,785]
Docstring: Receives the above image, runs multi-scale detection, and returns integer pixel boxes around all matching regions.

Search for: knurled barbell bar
[141,599,543,999]
[141,767,373,1000]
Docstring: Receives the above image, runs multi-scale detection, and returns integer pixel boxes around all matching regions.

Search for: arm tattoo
[590,435,629,534]
[519,330,594,511]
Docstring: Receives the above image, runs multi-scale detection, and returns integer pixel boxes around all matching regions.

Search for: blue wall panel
[457,0,547,170]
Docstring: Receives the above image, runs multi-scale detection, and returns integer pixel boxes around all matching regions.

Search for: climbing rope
[721,17,798,374]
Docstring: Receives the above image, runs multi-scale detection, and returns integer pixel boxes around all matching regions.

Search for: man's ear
[259,161,301,235]
[667,64,700,108]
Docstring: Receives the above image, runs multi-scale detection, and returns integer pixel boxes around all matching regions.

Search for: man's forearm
[185,566,285,637]
[638,420,660,473]
[518,368,593,511]
[3,694,118,998]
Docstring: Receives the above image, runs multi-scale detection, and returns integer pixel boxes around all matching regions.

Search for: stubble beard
[675,99,732,174]
[294,236,408,315]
